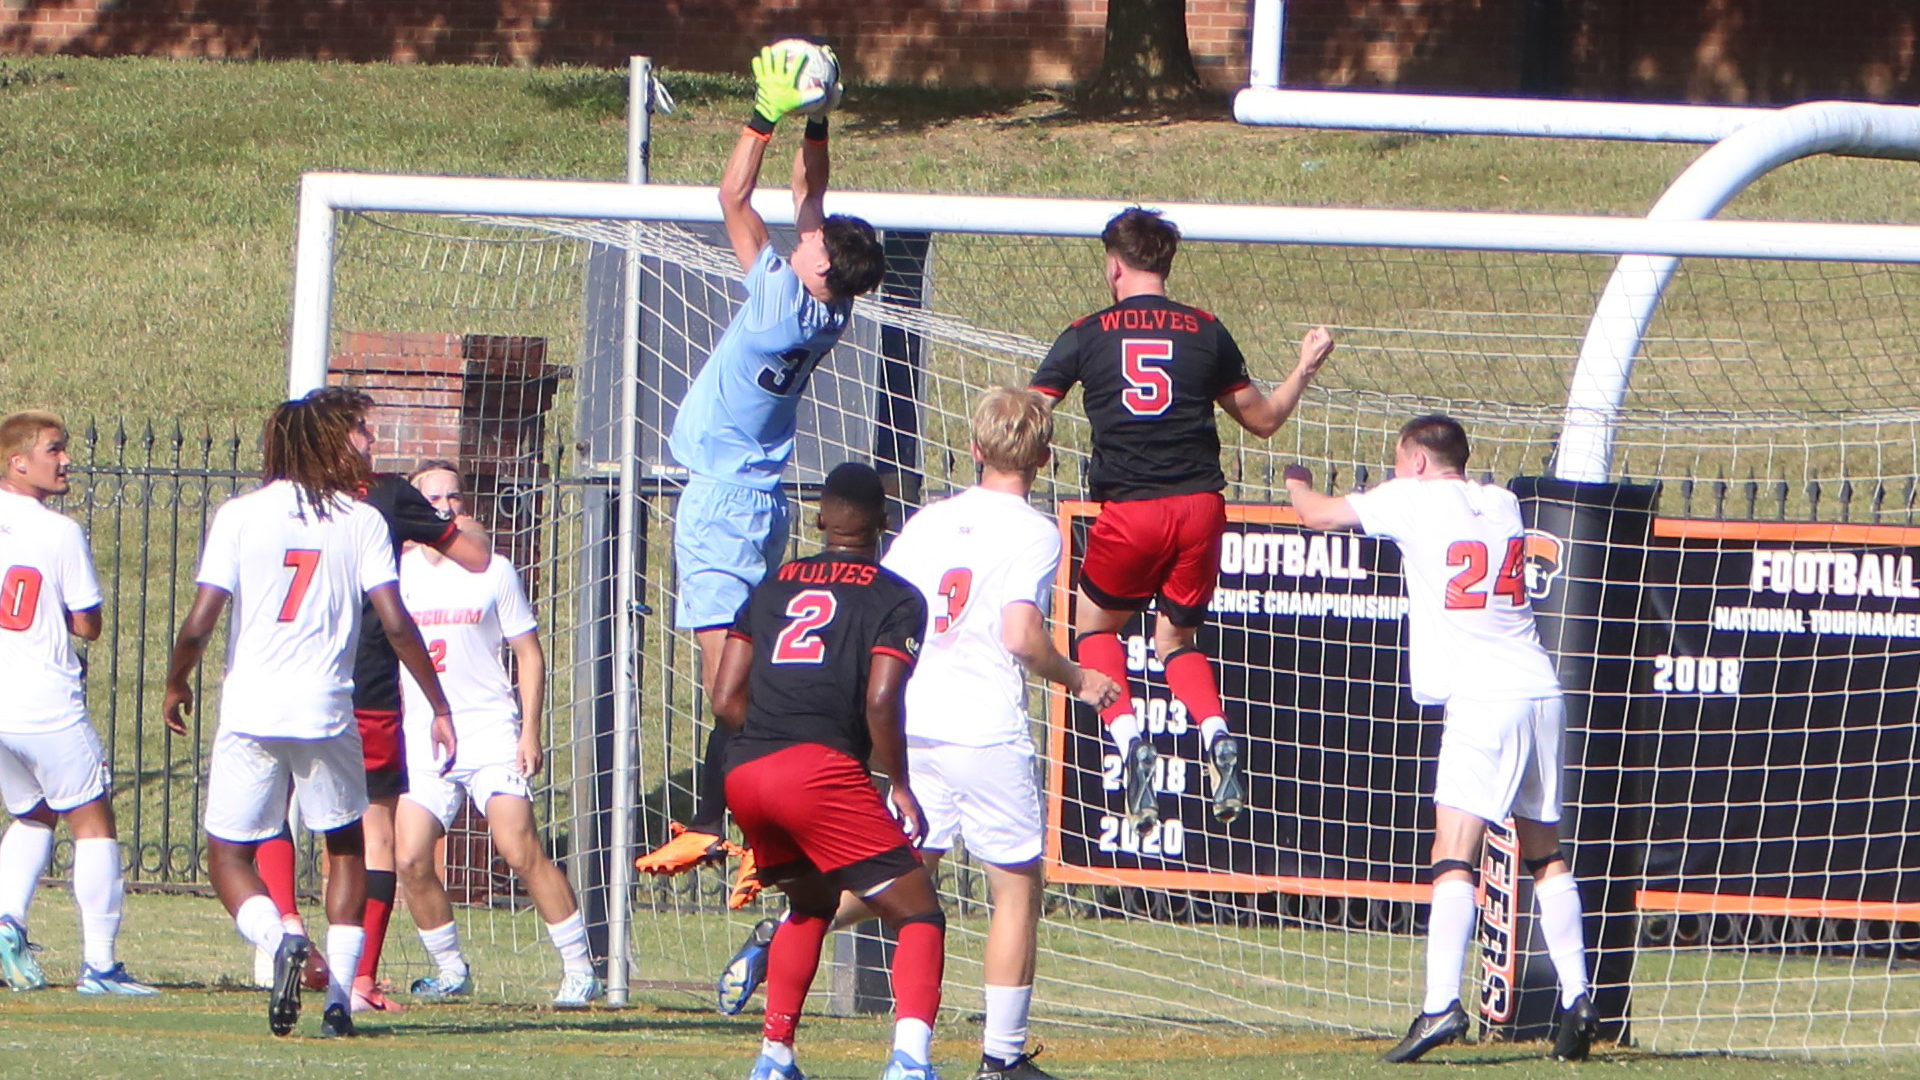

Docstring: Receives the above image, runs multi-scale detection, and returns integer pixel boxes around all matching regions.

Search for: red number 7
[278,549,321,623]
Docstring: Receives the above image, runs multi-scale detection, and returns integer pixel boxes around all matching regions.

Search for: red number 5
[0,566,43,631]
[772,589,838,664]
[934,568,973,633]
[278,549,321,623]
[1121,339,1174,416]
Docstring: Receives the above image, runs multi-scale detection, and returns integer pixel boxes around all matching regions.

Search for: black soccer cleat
[1123,742,1159,830]
[319,1001,356,1038]
[1552,993,1599,1061]
[1382,1001,1469,1063]
[975,1045,1060,1080]
[268,934,309,1037]
[1208,734,1246,823]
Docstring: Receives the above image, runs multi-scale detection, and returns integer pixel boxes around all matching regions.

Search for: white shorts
[402,726,531,830]
[1432,695,1565,825]
[0,723,109,815]
[204,726,370,843]
[908,740,1044,866]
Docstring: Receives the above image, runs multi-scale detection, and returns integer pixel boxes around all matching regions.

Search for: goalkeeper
[1285,415,1597,1064]
[635,43,887,900]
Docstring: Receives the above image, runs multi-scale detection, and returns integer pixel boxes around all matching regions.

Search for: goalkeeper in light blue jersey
[640,44,887,884]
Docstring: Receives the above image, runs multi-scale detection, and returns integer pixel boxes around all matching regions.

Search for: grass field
[7,890,1920,1079]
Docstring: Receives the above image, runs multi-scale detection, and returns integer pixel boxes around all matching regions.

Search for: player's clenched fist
[1282,463,1315,489]
[1074,666,1124,710]
[1297,325,1335,379]
[750,45,813,126]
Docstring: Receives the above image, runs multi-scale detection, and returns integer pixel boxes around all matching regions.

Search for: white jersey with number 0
[398,548,537,763]
[883,486,1061,748]
[196,481,395,739]
[1347,477,1561,706]
[0,490,104,734]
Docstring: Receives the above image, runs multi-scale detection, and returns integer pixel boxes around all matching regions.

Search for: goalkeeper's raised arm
[721,44,840,273]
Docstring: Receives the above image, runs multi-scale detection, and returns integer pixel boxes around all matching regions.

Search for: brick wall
[2,1,1914,101]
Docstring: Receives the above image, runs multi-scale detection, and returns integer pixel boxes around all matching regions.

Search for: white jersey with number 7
[1346,477,1561,706]
[194,480,395,740]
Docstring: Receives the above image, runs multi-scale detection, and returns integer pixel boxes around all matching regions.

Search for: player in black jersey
[247,386,492,1012]
[712,463,945,1080]
[1032,207,1335,830]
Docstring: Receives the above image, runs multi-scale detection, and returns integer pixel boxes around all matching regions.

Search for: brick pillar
[330,329,570,909]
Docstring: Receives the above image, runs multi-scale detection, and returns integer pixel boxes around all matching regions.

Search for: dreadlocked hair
[261,398,368,521]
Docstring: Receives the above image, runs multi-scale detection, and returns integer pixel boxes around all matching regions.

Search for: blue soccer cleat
[76,962,160,996]
[746,1052,807,1080]
[268,934,309,1037]
[880,1050,940,1080]
[410,970,474,1000]
[553,970,604,1009]
[0,915,46,992]
[717,916,779,1015]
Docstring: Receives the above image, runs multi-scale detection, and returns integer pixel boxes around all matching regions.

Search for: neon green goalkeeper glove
[750,46,811,130]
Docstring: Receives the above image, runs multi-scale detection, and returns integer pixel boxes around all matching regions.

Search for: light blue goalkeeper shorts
[673,475,791,631]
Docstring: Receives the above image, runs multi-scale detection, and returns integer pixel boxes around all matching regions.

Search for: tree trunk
[1081,0,1205,111]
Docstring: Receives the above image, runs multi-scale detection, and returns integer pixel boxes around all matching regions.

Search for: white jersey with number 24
[1347,477,1561,706]
[397,548,538,762]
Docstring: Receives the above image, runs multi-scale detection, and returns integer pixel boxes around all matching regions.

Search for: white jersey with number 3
[196,481,396,740]
[397,548,537,762]
[0,490,104,734]
[1347,477,1560,706]
[883,486,1061,748]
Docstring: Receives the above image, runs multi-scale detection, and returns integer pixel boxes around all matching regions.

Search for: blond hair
[1,410,67,464]
[971,388,1052,475]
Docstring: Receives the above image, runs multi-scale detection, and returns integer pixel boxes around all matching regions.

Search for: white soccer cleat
[552,970,604,1009]
[76,962,161,996]
[880,1050,939,1080]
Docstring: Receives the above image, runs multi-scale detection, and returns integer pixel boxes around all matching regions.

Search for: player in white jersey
[635,45,887,890]
[713,389,1119,1080]
[0,411,158,995]
[392,462,602,1009]
[163,398,455,1039]
[1285,415,1597,1063]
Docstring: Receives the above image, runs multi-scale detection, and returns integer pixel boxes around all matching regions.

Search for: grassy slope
[5,58,1920,421]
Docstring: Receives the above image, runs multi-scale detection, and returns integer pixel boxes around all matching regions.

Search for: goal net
[297,174,1920,1055]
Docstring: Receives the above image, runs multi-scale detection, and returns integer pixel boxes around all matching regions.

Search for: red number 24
[1444,537,1526,610]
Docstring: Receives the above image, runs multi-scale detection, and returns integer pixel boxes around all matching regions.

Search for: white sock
[1534,872,1591,1008]
[892,1016,933,1064]
[0,820,53,926]
[1423,877,1477,1014]
[1198,716,1229,750]
[235,894,287,954]
[546,911,594,975]
[982,983,1033,1062]
[325,925,366,1011]
[72,837,123,971]
[418,920,469,979]
[759,1038,796,1067]
[1108,713,1141,759]
[281,912,308,935]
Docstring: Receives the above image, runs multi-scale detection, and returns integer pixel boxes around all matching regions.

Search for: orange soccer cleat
[726,848,763,910]
[634,821,734,875]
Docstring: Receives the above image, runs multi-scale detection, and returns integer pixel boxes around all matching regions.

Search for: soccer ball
[770,38,842,117]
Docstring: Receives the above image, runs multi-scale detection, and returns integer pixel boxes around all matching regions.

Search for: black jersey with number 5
[725,550,927,771]
[1031,294,1251,502]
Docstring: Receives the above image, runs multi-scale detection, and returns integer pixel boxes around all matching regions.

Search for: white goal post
[287,151,1920,1054]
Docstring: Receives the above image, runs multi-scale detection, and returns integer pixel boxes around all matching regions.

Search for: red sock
[256,828,299,919]
[357,869,396,983]
[763,908,831,1044]
[1074,632,1135,725]
[891,917,945,1026]
[1163,647,1226,725]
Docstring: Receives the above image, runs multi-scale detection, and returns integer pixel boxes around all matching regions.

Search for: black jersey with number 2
[725,550,926,771]
[352,473,458,711]
[1031,294,1251,503]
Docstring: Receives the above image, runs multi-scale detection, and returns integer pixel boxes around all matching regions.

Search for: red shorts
[356,708,408,798]
[1079,490,1227,628]
[725,742,918,893]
